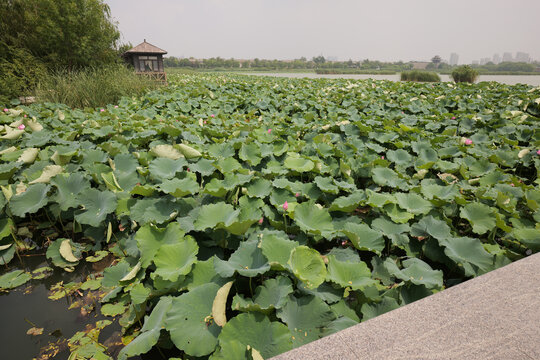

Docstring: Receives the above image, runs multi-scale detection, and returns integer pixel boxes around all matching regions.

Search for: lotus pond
[1,74,540,359]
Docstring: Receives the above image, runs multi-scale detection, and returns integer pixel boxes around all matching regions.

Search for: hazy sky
[105,0,540,64]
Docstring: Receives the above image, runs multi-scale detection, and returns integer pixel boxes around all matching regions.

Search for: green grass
[36,65,158,108]
[400,70,441,82]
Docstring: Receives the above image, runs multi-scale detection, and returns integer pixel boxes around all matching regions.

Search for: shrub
[451,65,478,83]
[0,43,47,106]
[400,71,441,82]
[35,65,157,108]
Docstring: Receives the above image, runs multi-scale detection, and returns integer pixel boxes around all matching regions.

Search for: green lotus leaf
[288,246,326,289]
[372,167,408,189]
[194,202,238,231]
[154,237,199,282]
[130,197,177,225]
[321,317,359,337]
[342,223,385,254]
[383,203,415,223]
[130,184,155,196]
[420,180,459,200]
[371,217,410,236]
[513,228,540,251]
[329,190,366,212]
[395,192,432,215]
[386,149,413,166]
[330,299,360,322]
[159,177,199,197]
[460,202,497,235]
[164,283,221,356]
[215,157,242,173]
[410,215,452,240]
[291,202,335,238]
[398,258,443,288]
[0,218,14,241]
[239,142,262,166]
[148,158,187,179]
[221,200,262,235]
[217,313,292,359]
[0,269,31,290]
[102,260,132,287]
[0,162,19,181]
[176,143,202,159]
[9,183,49,217]
[232,276,293,313]
[214,239,270,278]
[297,282,342,304]
[150,144,184,159]
[366,190,396,207]
[189,158,216,176]
[46,238,83,269]
[276,295,336,347]
[246,178,272,198]
[326,255,377,290]
[51,173,90,211]
[259,231,299,270]
[314,176,339,194]
[361,296,399,321]
[101,302,127,316]
[209,340,252,360]
[438,236,495,274]
[74,189,117,227]
[284,156,314,172]
[184,257,230,291]
[119,297,173,360]
[135,222,186,268]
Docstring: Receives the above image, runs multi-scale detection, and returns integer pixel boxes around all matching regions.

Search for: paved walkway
[272,252,540,360]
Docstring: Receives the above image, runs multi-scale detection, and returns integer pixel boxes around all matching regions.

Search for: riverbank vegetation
[0,0,146,108]
[451,65,479,83]
[400,71,441,82]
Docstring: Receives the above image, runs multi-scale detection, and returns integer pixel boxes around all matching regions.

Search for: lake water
[245,72,540,86]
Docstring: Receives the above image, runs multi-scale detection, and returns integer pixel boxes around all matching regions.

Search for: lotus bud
[518,149,530,159]
[283,201,288,211]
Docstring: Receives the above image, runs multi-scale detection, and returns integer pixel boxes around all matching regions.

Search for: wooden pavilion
[123,40,167,83]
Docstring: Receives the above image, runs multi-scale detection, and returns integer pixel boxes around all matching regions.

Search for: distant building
[410,61,430,70]
[516,52,530,63]
[502,52,513,62]
[123,39,167,83]
[449,53,459,66]
[480,57,491,65]
[472,60,479,65]
[492,54,501,64]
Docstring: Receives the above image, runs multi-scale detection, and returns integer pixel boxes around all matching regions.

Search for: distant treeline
[164,56,540,75]
[164,56,414,71]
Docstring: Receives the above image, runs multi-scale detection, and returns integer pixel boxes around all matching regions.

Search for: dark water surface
[0,257,124,359]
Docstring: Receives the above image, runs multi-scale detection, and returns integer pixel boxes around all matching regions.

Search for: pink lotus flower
[204,120,207,124]
[268,129,272,134]
[283,201,288,211]
[451,116,456,120]
[537,150,540,155]
[23,114,27,118]
[295,192,300,197]
[258,218,264,225]
[464,138,473,145]
[210,114,215,118]
[381,156,385,160]
[510,183,515,187]
[100,109,105,112]
[3,108,8,112]
[114,105,119,108]
[18,124,25,130]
